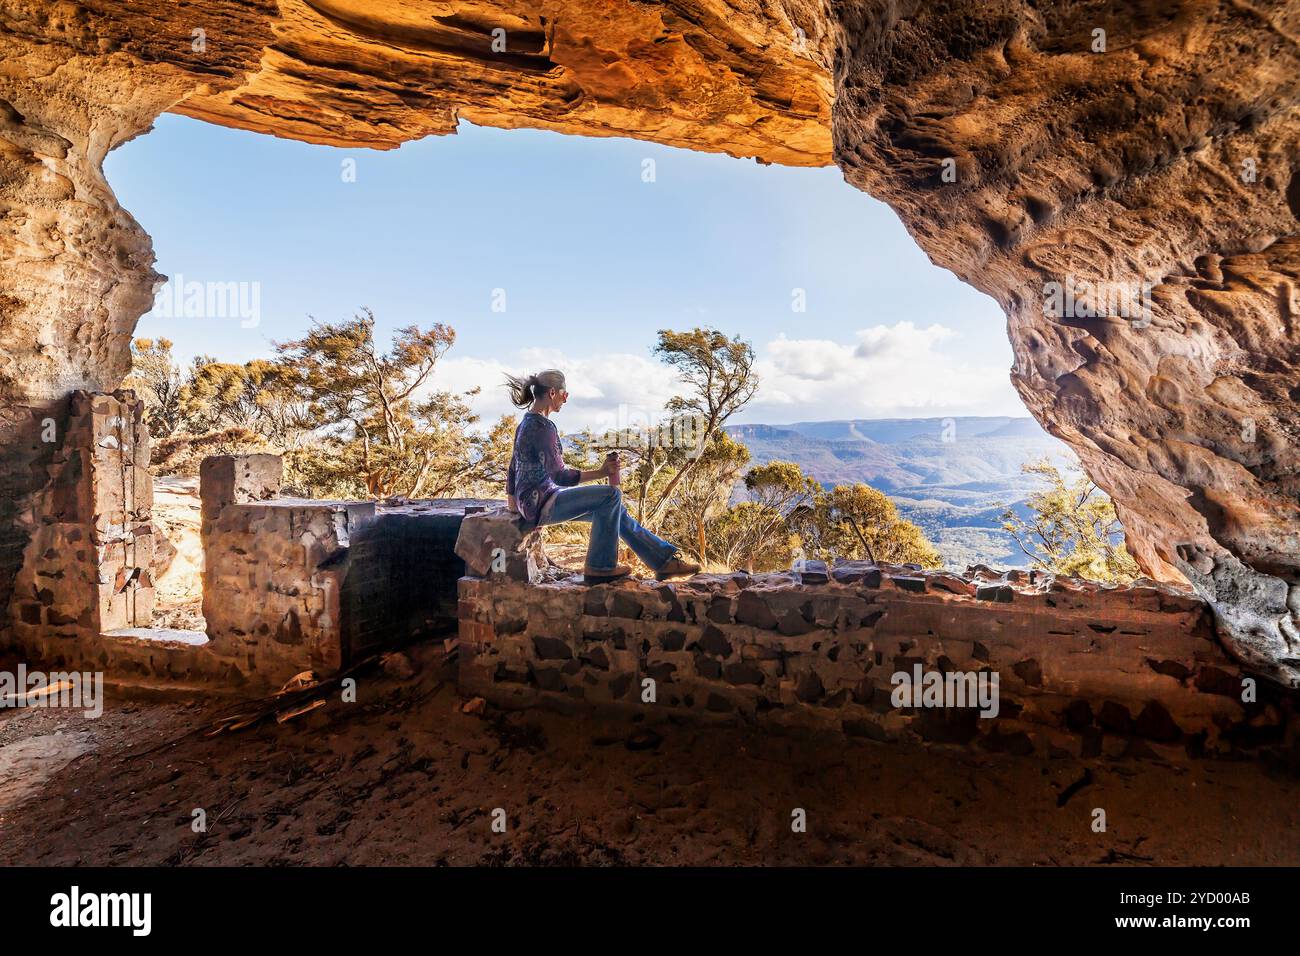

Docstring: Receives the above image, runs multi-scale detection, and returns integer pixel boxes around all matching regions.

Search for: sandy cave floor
[0,642,1296,867]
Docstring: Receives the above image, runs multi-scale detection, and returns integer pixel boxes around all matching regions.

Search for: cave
[2,1,1300,883]
[3,0,1297,687]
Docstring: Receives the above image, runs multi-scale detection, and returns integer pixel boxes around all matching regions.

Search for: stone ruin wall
[8,390,154,649]
[3,431,482,692]
[199,453,369,686]
[4,412,1297,766]
[199,454,483,687]
[455,512,1300,763]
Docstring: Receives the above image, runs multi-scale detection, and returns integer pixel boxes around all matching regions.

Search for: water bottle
[606,451,622,487]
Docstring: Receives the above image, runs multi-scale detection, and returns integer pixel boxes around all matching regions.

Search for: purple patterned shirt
[506,412,580,524]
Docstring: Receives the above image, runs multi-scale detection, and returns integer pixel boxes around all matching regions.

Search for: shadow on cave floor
[0,642,1295,867]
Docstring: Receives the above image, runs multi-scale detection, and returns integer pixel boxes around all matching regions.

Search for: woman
[503,369,700,585]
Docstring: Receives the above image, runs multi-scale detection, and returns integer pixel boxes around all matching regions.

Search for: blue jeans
[539,484,678,573]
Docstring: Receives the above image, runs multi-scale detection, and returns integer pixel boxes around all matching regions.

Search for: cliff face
[831,0,1300,682]
[1,0,1298,683]
[176,0,835,163]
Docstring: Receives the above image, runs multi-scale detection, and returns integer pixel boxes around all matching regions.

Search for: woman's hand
[578,453,620,483]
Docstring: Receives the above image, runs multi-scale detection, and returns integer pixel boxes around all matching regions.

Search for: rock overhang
[2,0,1300,685]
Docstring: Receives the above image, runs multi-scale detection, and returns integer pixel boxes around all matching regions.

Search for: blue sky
[106,114,1024,431]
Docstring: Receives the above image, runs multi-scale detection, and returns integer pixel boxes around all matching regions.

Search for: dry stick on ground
[205,655,390,736]
[117,653,391,763]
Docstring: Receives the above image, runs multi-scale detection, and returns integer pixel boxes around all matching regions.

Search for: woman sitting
[503,369,700,585]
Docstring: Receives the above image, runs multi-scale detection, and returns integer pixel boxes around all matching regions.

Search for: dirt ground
[0,641,1296,867]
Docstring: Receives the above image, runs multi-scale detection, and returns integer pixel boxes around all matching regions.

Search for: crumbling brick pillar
[7,390,155,648]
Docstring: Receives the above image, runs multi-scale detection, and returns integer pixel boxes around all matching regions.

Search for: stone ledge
[455,567,1299,762]
[453,506,550,583]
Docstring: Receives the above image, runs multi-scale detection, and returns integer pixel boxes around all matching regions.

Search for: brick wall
[200,459,488,688]
[7,390,154,653]
[355,500,494,657]
[201,454,377,686]
[7,438,485,692]
[457,563,1298,761]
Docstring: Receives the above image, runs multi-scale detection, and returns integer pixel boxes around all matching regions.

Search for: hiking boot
[583,563,633,585]
[655,557,701,581]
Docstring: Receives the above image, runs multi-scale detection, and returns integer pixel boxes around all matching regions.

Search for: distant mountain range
[724,417,1076,568]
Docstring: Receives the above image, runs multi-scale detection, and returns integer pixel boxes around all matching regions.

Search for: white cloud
[432,322,1025,434]
[431,349,681,435]
[748,322,1023,422]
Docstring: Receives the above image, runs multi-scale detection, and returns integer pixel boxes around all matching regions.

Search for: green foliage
[182,358,313,451]
[128,319,942,574]
[129,310,512,500]
[657,431,751,564]
[1000,459,1140,583]
[642,328,758,527]
[124,339,186,439]
[705,460,819,571]
[798,482,942,568]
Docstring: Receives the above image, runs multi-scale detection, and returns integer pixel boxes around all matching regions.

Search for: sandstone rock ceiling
[1,0,1298,685]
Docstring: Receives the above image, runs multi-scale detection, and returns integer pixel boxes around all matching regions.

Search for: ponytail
[504,369,565,408]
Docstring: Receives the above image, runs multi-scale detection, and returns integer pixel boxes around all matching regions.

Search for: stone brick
[1062,699,1093,730]
[609,589,644,619]
[659,629,686,651]
[1012,659,1043,687]
[1135,701,1182,741]
[583,589,608,616]
[735,590,778,629]
[796,560,829,585]
[706,596,733,623]
[581,646,611,670]
[694,656,722,679]
[532,635,573,661]
[776,608,816,636]
[1097,700,1135,734]
[694,624,733,658]
[654,584,686,622]
[199,454,281,519]
[722,661,764,685]
[646,661,676,683]
[453,507,546,582]
[795,669,825,703]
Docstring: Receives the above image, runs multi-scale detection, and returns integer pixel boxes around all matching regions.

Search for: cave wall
[830,0,1300,684]
[1,0,1299,684]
